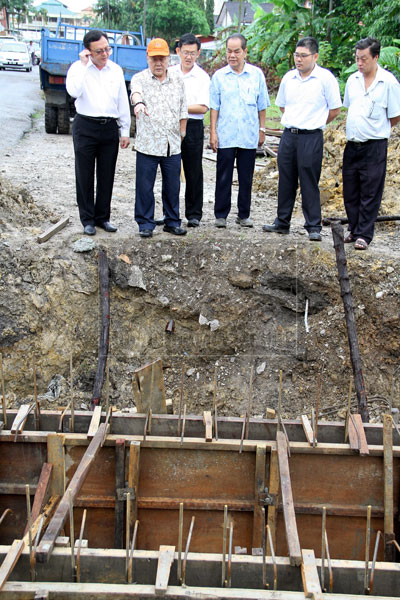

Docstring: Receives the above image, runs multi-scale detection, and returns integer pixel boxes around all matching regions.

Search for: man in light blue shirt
[342,37,400,250]
[210,34,270,228]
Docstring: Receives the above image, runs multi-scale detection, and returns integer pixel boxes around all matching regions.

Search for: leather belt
[78,114,117,125]
[285,127,321,134]
[348,139,383,146]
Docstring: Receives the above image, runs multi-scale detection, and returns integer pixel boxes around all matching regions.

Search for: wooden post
[331,221,369,422]
[47,434,65,496]
[128,441,140,526]
[252,445,266,549]
[383,414,395,561]
[114,439,126,548]
[91,250,110,408]
[266,448,279,556]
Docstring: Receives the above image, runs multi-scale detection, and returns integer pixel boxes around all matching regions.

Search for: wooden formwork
[0,409,399,598]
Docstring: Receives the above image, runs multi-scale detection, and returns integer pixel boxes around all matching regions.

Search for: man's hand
[258,130,265,147]
[79,48,91,65]
[210,131,218,153]
[120,136,130,149]
[133,103,149,119]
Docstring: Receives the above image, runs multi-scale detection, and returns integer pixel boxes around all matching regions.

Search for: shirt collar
[290,63,320,81]
[354,64,385,83]
[225,61,250,75]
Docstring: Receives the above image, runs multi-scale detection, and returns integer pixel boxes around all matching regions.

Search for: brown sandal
[344,233,354,243]
[354,238,368,250]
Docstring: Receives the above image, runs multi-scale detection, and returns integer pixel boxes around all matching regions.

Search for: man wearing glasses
[167,33,210,228]
[210,33,269,229]
[342,37,400,250]
[131,38,188,238]
[263,37,341,241]
[66,30,130,236]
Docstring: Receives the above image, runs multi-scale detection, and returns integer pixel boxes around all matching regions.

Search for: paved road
[0,65,44,155]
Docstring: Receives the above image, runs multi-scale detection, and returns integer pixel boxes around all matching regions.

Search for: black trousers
[181,119,204,221]
[214,147,256,219]
[342,139,387,244]
[72,114,119,226]
[275,128,323,232]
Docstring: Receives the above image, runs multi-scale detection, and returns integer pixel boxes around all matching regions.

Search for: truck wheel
[57,108,70,134]
[45,105,57,134]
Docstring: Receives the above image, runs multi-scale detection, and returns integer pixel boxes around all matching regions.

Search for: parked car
[0,41,32,71]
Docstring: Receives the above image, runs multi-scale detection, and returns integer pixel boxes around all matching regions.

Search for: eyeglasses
[92,47,112,55]
[181,51,197,57]
[293,52,313,59]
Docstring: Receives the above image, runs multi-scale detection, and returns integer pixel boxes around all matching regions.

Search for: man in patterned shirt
[131,38,188,238]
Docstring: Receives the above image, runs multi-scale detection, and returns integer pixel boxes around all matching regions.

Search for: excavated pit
[1,119,400,421]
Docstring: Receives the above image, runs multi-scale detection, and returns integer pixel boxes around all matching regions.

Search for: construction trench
[1,116,400,598]
[0,228,399,599]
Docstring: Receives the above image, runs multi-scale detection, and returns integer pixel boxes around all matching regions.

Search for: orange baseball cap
[147,38,170,56]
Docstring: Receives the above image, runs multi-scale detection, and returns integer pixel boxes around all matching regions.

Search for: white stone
[376,291,384,298]
[161,254,172,262]
[128,266,146,290]
[186,368,195,376]
[256,362,266,375]
[209,319,220,331]
[199,314,209,326]
[387,266,394,274]
[158,296,169,306]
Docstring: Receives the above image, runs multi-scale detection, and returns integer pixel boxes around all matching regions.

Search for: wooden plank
[301,549,323,600]
[134,359,166,414]
[301,415,314,446]
[252,445,266,549]
[114,439,125,548]
[203,411,212,442]
[352,414,369,456]
[24,462,53,535]
[348,416,359,451]
[127,441,140,525]
[155,545,175,595]
[87,406,102,439]
[383,413,395,561]
[47,433,65,497]
[276,431,301,566]
[10,405,31,434]
[36,424,107,563]
[266,448,279,555]
[37,216,69,244]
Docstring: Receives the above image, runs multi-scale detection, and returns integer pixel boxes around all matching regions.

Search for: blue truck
[40,23,147,134]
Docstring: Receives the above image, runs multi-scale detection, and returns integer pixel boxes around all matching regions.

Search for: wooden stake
[177,502,183,583]
[221,505,228,587]
[245,366,254,439]
[383,414,395,561]
[277,370,282,431]
[182,516,195,586]
[125,492,131,576]
[69,353,74,433]
[75,509,87,583]
[331,221,369,422]
[0,354,6,427]
[364,505,371,593]
[344,378,352,443]
[69,490,75,578]
[180,404,186,446]
[26,484,35,581]
[213,367,218,441]
[177,363,184,436]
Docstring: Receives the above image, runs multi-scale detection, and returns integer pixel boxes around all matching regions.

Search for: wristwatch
[259,127,266,133]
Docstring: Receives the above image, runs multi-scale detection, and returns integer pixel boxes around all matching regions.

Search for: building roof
[35,0,78,17]
[216,1,273,25]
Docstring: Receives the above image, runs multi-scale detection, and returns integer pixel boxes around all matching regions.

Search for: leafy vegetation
[94,0,210,46]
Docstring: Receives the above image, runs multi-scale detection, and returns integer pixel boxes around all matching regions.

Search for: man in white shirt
[167,33,210,227]
[66,30,130,236]
[342,37,400,250]
[263,37,341,241]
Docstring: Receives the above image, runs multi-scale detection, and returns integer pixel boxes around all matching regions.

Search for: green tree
[0,0,32,31]
[146,0,209,45]
[205,0,214,33]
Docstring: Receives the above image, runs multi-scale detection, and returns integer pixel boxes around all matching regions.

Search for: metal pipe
[69,490,75,578]
[178,502,183,583]
[321,506,326,591]
[369,530,382,594]
[127,519,139,584]
[221,505,228,586]
[76,509,87,583]
[364,505,371,593]
[266,524,277,590]
[182,516,195,586]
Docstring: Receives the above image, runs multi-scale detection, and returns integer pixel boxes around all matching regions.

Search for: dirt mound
[0,175,57,232]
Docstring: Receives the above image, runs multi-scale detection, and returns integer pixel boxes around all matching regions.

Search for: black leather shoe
[155,216,165,226]
[83,225,96,235]
[163,225,187,236]
[262,223,289,234]
[98,221,117,232]
[139,230,153,238]
[187,218,200,227]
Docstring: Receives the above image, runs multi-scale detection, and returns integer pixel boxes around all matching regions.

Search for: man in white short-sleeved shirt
[167,33,210,228]
[263,36,341,241]
[342,37,400,250]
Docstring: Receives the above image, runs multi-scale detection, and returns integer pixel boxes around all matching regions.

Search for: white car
[0,41,32,71]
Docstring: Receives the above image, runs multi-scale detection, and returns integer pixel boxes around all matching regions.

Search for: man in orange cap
[131,38,188,238]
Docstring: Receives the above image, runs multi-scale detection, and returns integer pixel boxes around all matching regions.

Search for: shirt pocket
[240,82,258,106]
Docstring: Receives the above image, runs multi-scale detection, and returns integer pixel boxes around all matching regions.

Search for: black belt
[77,114,117,125]
[285,127,321,134]
[348,138,384,146]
